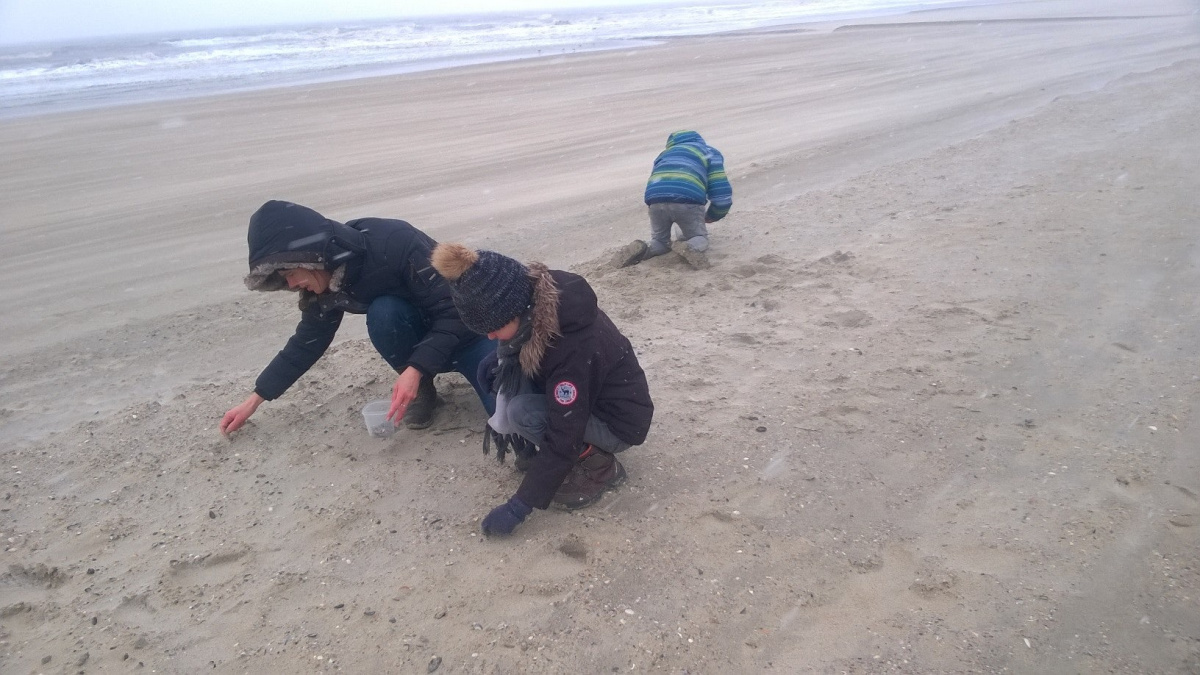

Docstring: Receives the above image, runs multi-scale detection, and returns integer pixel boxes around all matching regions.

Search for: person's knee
[367,296,426,369]
[368,297,423,334]
[514,408,548,438]
[685,235,709,252]
[506,395,548,438]
[488,408,518,435]
[367,296,399,331]
[597,439,632,454]
[645,240,671,257]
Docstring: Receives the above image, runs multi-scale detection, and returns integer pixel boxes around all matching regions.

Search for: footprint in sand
[824,309,873,328]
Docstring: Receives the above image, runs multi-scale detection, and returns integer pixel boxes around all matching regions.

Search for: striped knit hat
[431,243,532,335]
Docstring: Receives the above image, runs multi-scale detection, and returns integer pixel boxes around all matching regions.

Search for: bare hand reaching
[220,393,264,436]
[387,366,423,423]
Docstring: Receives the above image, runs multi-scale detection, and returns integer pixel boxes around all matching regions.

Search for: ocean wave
[0,0,970,117]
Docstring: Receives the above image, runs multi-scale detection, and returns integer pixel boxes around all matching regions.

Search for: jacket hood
[519,264,597,377]
[243,200,364,292]
[519,262,559,376]
[665,129,705,149]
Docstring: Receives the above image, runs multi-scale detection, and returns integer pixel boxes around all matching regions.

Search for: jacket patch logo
[553,381,578,406]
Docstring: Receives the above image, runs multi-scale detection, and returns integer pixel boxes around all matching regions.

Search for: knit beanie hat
[431,243,533,335]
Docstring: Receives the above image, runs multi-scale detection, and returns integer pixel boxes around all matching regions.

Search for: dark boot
[552,445,627,510]
[403,376,439,430]
[612,239,648,268]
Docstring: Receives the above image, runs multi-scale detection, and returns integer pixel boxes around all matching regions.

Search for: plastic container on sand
[362,399,395,438]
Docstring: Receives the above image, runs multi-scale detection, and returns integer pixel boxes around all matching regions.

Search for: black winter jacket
[246,201,477,400]
[514,267,654,509]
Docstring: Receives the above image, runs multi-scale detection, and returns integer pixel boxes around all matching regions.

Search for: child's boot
[613,240,649,268]
[552,444,627,510]
[671,240,710,269]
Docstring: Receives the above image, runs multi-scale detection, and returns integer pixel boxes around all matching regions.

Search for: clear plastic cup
[362,399,396,438]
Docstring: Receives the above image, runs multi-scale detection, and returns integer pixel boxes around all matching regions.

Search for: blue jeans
[366,295,497,415]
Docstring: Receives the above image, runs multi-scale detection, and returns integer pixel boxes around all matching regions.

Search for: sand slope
[1,1,1199,672]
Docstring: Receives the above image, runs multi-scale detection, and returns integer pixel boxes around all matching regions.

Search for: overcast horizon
[0,0,701,45]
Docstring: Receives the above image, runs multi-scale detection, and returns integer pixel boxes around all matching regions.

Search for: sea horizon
[0,0,980,119]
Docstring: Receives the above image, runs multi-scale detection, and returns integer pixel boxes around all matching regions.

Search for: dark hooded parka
[245,200,477,401]
[512,265,655,509]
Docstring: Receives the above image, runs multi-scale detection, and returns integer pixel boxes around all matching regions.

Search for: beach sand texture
[2,0,1199,671]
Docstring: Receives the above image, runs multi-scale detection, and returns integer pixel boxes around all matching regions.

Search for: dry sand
[2,0,1199,672]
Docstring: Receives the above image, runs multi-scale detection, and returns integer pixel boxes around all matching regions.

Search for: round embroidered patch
[553,381,578,405]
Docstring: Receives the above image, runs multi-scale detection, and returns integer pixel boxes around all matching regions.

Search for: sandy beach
[2,0,1199,671]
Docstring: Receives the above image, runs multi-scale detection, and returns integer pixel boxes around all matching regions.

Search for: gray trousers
[489,391,630,454]
[646,202,708,257]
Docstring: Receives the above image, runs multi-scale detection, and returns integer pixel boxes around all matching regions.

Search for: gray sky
[0,0,687,45]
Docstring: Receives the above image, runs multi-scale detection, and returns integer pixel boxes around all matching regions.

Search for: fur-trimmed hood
[519,263,605,377]
[519,261,561,377]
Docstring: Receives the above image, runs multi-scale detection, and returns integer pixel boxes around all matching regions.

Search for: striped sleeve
[704,148,733,221]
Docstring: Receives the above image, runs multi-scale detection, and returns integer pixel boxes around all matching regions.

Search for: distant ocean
[0,0,972,119]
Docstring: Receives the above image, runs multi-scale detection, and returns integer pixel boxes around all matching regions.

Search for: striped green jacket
[643,130,733,221]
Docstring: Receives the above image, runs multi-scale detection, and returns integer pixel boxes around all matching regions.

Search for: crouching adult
[220,200,495,436]
[430,243,654,536]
